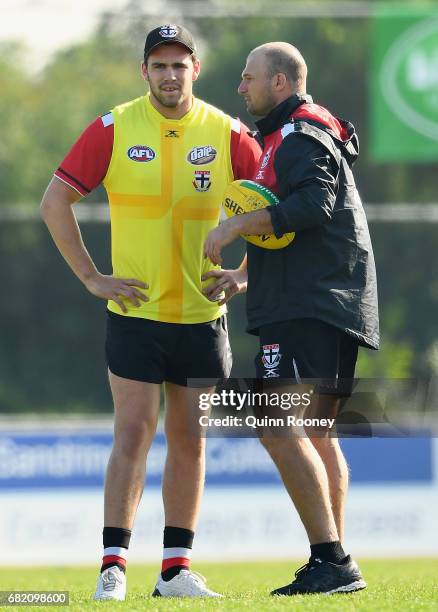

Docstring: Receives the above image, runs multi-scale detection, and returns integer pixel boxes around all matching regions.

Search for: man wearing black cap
[40,24,260,599]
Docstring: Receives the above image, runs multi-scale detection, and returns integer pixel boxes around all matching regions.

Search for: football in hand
[222,180,294,249]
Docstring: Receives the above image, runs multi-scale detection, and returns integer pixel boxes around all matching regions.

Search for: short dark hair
[264,48,306,85]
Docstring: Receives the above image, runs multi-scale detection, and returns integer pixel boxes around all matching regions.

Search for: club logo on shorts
[262,343,282,378]
[187,145,217,165]
[127,145,156,162]
[193,170,211,192]
[159,25,178,39]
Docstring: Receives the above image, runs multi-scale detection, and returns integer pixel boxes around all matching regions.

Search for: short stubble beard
[248,89,278,118]
[149,81,183,109]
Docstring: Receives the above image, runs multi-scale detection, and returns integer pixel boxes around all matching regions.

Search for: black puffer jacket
[246,94,379,350]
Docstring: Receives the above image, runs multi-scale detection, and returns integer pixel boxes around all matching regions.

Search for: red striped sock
[161,526,194,581]
[101,546,128,573]
[162,546,191,574]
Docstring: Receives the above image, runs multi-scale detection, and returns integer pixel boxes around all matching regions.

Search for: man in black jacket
[204,42,379,596]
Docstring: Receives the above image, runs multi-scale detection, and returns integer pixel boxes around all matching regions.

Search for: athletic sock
[310,540,347,565]
[161,526,194,582]
[101,526,132,573]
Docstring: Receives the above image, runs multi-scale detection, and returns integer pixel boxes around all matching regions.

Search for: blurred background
[0,0,437,565]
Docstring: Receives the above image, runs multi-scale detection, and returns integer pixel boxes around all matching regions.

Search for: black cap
[144,25,196,60]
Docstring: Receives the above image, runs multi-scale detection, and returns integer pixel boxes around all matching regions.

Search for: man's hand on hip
[84,272,149,313]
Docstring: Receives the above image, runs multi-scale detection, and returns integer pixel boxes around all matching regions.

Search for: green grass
[1,559,437,611]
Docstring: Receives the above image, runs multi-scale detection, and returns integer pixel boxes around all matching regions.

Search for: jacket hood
[292,102,359,162]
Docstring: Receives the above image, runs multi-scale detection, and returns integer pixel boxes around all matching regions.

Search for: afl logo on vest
[127,145,156,162]
[187,145,217,165]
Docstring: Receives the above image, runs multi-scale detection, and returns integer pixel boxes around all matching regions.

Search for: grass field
[1,559,437,611]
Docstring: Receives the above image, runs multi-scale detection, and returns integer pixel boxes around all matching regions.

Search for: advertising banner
[371,6,438,161]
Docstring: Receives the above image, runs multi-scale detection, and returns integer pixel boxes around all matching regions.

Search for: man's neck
[255,93,313,136]
[266,90,306,116]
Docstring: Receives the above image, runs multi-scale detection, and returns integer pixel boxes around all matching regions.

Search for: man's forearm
[232,209,274,236]
[204,209,275,266]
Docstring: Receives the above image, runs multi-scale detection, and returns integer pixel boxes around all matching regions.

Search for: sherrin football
[222,180,294,249]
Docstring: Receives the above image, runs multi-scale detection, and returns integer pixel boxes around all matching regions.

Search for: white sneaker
[152,569,222,598]
[93,566,126,601]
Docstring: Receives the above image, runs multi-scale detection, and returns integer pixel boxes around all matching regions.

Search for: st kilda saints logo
[127,145,156,162]
[261,343,282,378]
[260,146,272,170]
[159,25,178,39]
[256,146,272,180]
[187,145,217,165]
[193,170,211,192]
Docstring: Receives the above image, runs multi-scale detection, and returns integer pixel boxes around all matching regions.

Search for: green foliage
[1,5,436,204]
[0,43,36,203]
[0,33,144,205]
[357,339,413,378]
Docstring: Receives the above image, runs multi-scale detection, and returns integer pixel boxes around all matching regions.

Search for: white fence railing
[2,204,438,223]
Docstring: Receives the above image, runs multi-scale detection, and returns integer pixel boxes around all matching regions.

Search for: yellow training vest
[103,94,234,323]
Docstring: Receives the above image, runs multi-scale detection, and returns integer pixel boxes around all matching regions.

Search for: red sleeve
[54,114,114,196]
[230,119,262,180]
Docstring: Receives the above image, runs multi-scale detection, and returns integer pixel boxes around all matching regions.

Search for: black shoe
[271,555,367,595]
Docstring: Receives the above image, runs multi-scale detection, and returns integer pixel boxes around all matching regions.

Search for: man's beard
[149,81,183,108]
[249,91,278,117]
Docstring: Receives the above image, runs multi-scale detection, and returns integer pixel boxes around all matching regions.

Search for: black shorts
[255,318,358,396]
[106,311,232,386]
